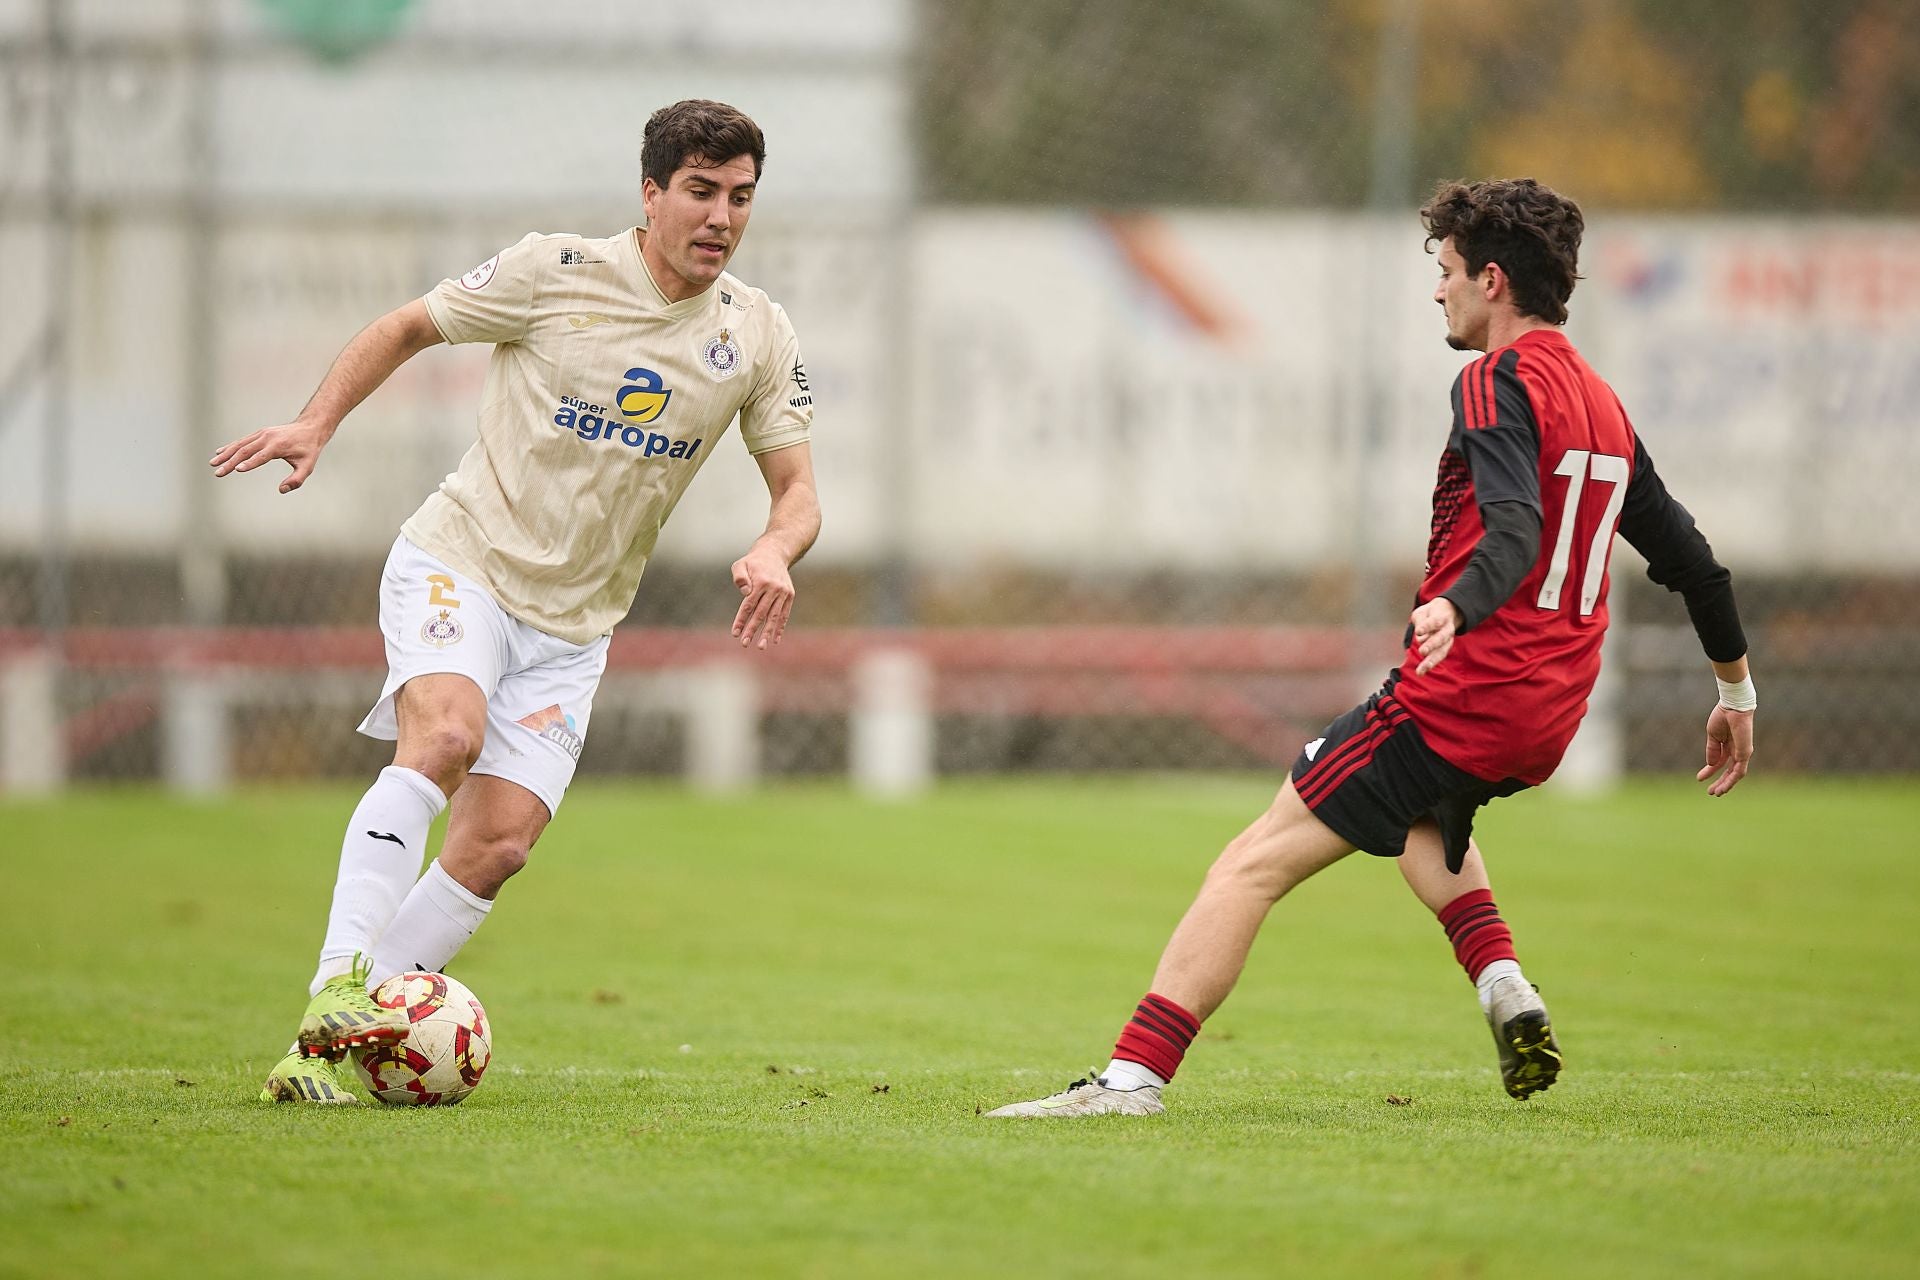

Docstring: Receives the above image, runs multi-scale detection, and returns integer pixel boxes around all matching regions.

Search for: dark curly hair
[1421,178,1584,325]
[641,100,766,189]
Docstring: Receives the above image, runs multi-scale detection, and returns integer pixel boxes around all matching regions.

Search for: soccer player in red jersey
[987,178,1757,1117]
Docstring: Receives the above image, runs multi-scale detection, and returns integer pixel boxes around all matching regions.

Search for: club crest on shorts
[421,609,464,647]
[701,328,741,380]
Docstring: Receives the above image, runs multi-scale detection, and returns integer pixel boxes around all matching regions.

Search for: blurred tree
[1806,1,1920,206]
[920,0,1370,205]
[1632,0,1920,209]
[254,0,419,65]
[919,0,1920,211]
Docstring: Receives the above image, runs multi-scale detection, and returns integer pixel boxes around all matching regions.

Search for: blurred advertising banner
[4,213,1917,571]
[907,213,1920,572]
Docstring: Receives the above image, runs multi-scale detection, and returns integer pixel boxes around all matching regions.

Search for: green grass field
[3,777,1915,1278]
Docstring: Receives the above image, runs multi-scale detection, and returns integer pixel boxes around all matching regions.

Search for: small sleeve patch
[459,254,501,291]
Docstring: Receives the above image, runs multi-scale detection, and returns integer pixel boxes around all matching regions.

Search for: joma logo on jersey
[615,367,672,423]
[554,386,702,459]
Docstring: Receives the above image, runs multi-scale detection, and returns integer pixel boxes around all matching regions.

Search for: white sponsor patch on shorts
[516,704,584,760]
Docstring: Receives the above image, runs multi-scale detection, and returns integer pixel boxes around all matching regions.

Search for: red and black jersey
[1393,329,1639,785]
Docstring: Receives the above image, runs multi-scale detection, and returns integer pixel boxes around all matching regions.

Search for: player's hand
[1409,598,1462,676]
[730,544,794,650]
[1697,703,1754,797]
[209,419,331,494]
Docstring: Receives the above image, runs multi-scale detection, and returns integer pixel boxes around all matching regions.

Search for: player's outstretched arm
[209,298,445,493]
[731,442,820,650]
[1615,437,1755,796]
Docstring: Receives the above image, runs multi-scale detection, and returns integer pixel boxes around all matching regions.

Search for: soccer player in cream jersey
[212,101,820,1103]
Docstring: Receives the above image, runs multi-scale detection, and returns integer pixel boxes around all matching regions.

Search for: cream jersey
[402,227,812,643]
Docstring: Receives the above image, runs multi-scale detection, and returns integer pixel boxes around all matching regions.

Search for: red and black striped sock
[1111,992,1202,1083]
[1438,888,1519,983]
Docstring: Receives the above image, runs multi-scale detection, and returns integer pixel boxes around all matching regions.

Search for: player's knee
[488,837,530,883]
[1217,799,1338,898]
[1208,824,1296,902]
[444,835,528,899]
[412,722,482,783]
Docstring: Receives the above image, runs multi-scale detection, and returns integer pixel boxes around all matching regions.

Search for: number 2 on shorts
[426,574,462,609]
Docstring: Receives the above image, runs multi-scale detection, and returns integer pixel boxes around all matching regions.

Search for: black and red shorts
[1289,673,1527,871]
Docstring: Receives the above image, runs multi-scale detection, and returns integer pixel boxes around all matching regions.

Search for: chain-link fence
[3,0,1917,791]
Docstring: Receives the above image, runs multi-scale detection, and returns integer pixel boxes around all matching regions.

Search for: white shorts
[357,536,609,817]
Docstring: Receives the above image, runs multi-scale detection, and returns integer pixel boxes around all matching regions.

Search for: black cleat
[1485,975,1562,1099]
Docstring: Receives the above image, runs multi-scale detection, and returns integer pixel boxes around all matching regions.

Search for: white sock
[1101,1058,1168,1091]
[310,766,447,995]
[367,858,493,990]
[1475,959,1525,1014]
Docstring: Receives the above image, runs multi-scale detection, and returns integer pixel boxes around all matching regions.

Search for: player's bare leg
[439,773,550,898]
[1395,825,1491,909]
[390,674,490,797]
[289,674,485,1068]
[1146,780,1356,1020]
[364,773,549,990]
[1400,825,1561,1099]
[985,781,1353,1117]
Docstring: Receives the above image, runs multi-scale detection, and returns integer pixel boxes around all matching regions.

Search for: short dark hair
[1421,178,1584,325]
[641,99,766,189]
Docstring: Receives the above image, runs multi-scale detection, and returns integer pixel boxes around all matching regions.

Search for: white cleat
[983,1072,1165,1118]
[1484,974,1562,1100]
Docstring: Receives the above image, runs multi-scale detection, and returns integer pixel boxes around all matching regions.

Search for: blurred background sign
[1,0,1916,792]
[254,0,419,63]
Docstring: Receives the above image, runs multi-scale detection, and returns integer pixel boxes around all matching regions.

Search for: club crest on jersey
[421,609,464,647]
[615,367,673,423]
[702,329,741,380]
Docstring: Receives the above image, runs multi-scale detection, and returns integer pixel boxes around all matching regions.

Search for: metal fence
[2,0,1917,792]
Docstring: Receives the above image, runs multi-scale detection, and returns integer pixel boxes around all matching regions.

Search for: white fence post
[1,650,65,794]
[163,670,231,796]
[851,648,933,798]
[683,664,758,792]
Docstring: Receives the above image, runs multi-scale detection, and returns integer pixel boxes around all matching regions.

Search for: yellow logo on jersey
[616,367,673,423]
[568,313,611,329]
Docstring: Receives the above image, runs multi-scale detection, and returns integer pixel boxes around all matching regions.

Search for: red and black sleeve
[1443,351,1544,633]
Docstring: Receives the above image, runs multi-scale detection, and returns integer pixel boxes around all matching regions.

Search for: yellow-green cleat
[260,1048,361,1104]
[296,956,408,1061]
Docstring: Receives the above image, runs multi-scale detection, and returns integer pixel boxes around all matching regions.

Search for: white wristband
[1715,675,1757,713]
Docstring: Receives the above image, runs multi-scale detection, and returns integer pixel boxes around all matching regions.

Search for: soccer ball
[350,971,492,1106]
